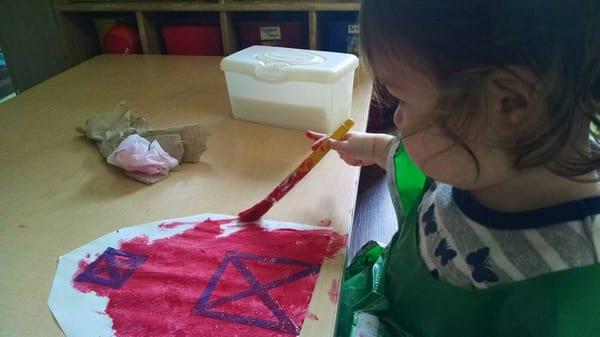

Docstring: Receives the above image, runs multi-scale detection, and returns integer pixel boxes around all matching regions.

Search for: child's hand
[305,130,394,168]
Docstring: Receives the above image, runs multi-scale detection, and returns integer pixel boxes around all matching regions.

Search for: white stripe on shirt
[567,220,587,238]
[586,215,600,260]
[522,230,569,270]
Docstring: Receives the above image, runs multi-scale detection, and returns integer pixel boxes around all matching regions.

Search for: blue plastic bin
[321,21,359,55]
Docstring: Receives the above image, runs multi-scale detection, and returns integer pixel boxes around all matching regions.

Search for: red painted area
[158,221,186,230]
[74,218,345,337]
[328,279,340,303]
[75,260,89,281]
[326,234,347,258]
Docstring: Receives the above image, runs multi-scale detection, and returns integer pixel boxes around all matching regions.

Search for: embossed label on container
[348,24,360,34]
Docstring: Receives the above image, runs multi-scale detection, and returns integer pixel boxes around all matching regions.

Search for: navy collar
[452,187,600,230]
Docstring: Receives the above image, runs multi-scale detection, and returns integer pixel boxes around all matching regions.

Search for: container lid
[220,45,359,83]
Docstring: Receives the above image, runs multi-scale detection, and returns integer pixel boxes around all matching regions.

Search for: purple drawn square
[194,251,320,335]
[75,247,146,289]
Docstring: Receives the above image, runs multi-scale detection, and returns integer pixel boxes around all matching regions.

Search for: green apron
[338,143,600,337]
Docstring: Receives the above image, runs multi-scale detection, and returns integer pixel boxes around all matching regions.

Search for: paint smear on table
[72,218,345,337]
[318,219,332,227]
[328,279,340,303]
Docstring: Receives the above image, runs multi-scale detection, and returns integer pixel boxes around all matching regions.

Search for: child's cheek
[402,130,479,188]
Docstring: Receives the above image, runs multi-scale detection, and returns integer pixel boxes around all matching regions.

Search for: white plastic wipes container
[220,46,359,133]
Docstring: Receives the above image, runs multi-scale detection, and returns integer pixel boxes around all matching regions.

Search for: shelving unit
[52,0,360,68]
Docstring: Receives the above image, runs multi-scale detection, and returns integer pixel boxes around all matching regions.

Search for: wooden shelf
[55,1,360,12]
[52,0,360,67]
[136,12,162,54]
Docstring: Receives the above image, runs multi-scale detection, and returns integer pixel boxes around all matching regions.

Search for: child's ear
[486,67,540,131]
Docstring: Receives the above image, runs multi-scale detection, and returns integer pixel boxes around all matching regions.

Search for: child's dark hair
[361,1,600,178]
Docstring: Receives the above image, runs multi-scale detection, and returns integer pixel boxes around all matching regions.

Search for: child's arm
[306,131,395,170]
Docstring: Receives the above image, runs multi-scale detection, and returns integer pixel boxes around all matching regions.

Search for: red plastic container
[236,22,306,49]
[103,24,142,54]
[162,24,223,56]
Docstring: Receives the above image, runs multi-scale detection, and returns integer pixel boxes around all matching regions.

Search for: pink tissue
[107,134,179,176]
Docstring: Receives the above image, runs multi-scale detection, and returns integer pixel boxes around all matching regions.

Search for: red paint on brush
[73,218,345,337]
[238,198,274,222]
[328,279,340,303]
[238,157,317,222]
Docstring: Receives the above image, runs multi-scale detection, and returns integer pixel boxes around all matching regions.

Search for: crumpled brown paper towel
[77,102,210,183]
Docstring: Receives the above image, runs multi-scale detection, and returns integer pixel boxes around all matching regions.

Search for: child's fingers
[306,130,329,151]
[305,130,325,141]
[307,129,352,141]
[329,139,351,153]
[307,130,354,151]
[339,153,364,166]
[348,159,364,166]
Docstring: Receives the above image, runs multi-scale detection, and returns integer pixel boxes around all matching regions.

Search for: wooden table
[0,55,371,337]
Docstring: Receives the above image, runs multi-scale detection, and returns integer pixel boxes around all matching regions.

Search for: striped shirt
[416,182,600,289]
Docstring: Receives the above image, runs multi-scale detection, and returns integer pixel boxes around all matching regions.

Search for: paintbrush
[238,118,355,222]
